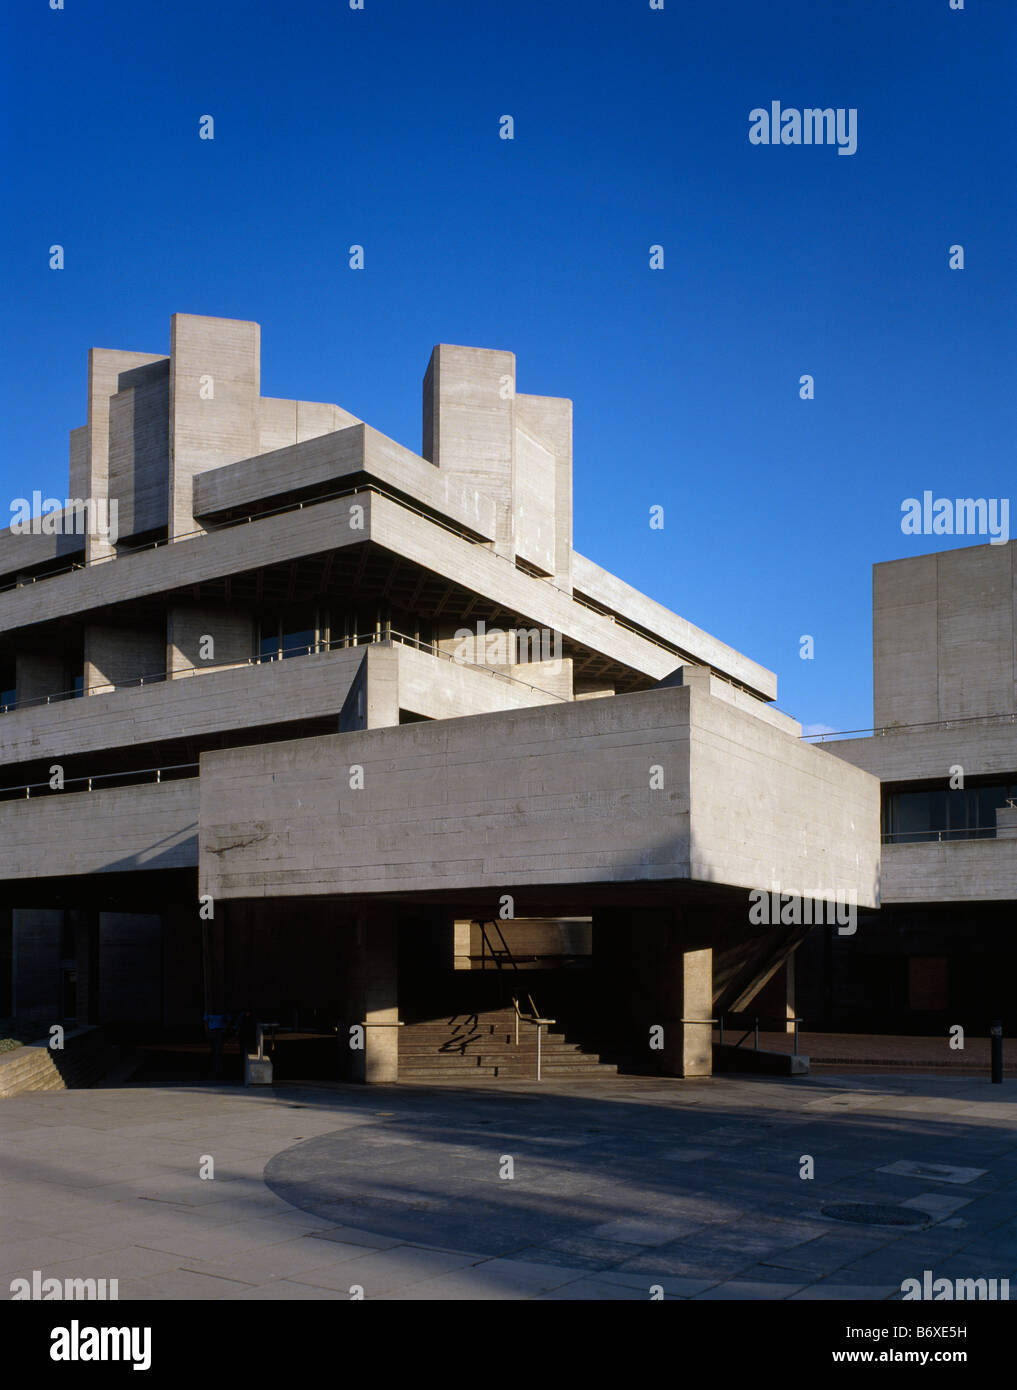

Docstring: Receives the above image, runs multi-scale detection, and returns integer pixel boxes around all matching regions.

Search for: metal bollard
[990,1021,1003,1084]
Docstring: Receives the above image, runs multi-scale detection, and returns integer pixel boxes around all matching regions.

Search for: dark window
[260,609,318,661]
[0,659,14,711]
[885,780,1017,843]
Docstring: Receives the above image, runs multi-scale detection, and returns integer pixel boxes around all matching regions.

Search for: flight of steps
[399,1009,617,1080]
[0,1027,123,1098]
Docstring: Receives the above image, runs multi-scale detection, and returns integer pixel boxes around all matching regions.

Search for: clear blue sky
[3,0,1014,734]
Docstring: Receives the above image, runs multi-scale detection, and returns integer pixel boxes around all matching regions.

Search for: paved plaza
[1,1072,1015,1301]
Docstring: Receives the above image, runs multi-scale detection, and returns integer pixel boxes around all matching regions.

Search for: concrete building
[800,543,1017,1034]
[0,314,879,1081]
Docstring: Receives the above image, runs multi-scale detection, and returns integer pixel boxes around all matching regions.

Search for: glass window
[891,789,946,842]
[281,625,316,658]
[945,787,969,840]
[259,610,318,660]
[0,660,14,711]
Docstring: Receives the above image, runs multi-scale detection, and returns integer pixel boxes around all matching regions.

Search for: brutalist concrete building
[0,314,879,1082]
[800,543,1017,1034]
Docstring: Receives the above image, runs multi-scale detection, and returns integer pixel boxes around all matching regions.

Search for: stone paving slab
[1,1072,1015,1300]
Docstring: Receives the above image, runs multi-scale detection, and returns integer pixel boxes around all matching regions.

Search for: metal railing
[0,481,765,690]
[512,994,556,1081]
[0,759,198,803]
[882,826,1001,844]
[717,1014,802,1056]
[0,625,571,716]
[804,711,1017,742]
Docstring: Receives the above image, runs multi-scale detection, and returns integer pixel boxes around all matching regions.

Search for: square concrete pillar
[422,344,515,560]
[750,954,798,1033]
[350,908,399,1084]
[592,913,714,1078]
[86,348,169,563]
[169,314,261,540]
[675,947,713,1076]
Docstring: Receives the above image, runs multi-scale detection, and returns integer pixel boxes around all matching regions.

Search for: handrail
[0,480,753,681]
[804,711,1017,742]
[882,826,1002,844]
[0,759,198,803]
[0,626,571,716]
[717,1014,802,1056]
[511,994,556,1081]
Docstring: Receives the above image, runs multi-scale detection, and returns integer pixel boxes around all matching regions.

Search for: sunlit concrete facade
[0,314,879,1080]
[800,543,1017,1033]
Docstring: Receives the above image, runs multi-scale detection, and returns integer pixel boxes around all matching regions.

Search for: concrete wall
[878,838,1017,903]
[84,624,166,693]
[571,552,776,701]
[0,526,83,585]
[394,643,569,720]
[0,645,366,769]
[193,423,496,542]
[514,393,572,591]
[107,359,170,539]
[199,681,879,904]
[0,782,198,881]
[830,723,1017,783]
[423,344,516,559]
[167,605,255,675]
[256,397,360,455]
[168,314,261,540]
[513,426,556,575]
[86,348,169,563]
[15,649,71,704]
[874,543,1017,728]
[683,668,880,905]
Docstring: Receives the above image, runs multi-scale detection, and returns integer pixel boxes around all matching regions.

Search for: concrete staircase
[399,1009,617,1080]
[0,1027,123,1098]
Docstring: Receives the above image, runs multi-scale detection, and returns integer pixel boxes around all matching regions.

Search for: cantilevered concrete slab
[200,677,879,905]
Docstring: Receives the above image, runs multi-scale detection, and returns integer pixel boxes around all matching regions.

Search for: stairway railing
[478,920,518,971]
[512,995,557,1080]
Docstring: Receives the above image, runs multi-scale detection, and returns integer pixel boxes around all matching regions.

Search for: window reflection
[884,781,1017,842]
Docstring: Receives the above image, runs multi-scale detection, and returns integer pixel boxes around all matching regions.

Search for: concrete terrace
[2,1073,1015,1301]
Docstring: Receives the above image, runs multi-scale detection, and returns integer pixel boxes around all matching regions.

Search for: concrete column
[338,646,399,731]
[751,955,797,1033]
[86,348,169,564]
[422,344,516,560]
[169,314,260,541]
[593,909,713,1078]
[674,946,713,1076]
[350,907,399,1084]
